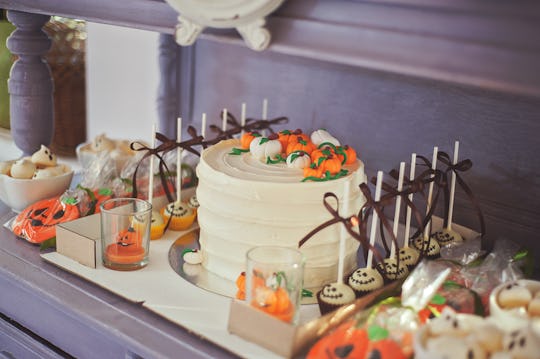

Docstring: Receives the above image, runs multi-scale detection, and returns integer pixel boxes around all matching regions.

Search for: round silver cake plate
[168,229,318,304]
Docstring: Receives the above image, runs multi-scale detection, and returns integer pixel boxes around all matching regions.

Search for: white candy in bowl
[0,145,73,212]
[489,279,540,333]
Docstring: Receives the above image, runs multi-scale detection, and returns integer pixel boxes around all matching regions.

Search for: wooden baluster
[6,11,54,156]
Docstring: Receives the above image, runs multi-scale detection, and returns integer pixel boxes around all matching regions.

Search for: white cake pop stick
[366,171,383,269]
[222,108,228,132]
[403,153,416,248]
[262,98,268,137]
[240,103,246,137]
[148,123,156,205]
[447,141,459,230]
[201,113,206,139]
[262,98,268,120]
[390,162,406,258]
[175,117,182,205]
[337,178,351,283]
[423,146,438,239]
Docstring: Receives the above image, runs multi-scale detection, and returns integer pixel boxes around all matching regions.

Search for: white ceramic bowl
[0,167,73,212]
[489,279,540,333]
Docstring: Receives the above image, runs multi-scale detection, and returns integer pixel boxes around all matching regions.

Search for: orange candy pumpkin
[319,154,342,175]
[303,165,324,179]
[286,137,316,156]
[240,131,260,149]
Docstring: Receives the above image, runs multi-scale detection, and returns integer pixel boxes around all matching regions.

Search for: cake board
[41,224,321,359]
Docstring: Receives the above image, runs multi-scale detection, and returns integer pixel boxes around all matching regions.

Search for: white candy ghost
[31,145,57,167]
[310,129,340,147]
[183,249,203,265]
[502,326,540,359]
[91,134,115,152]
[286,150,311,169]
[10,159,36,179]
[249,134,282,161]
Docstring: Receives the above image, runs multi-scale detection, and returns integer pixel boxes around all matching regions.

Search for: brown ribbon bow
[298,191,387,273]
[437,151,489,252]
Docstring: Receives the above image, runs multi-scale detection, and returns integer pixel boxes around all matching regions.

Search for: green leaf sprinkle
[368,325,389,341]
[98,188,113,196]
[302,289,313,298]
[431,293,446,305]
[229,147,250,155]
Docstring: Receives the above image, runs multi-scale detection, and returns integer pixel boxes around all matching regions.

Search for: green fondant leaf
[182,248,195,256]
[318,141,337,152]
[368,325,389,341]
[229,147,250,155]
[260,137,269,145]
[302,289,313,298]
[98,188,113,196]
[431,293,446,305]
[63,197,78,205]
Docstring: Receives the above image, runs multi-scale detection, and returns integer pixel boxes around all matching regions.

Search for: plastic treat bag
[439,237,526,314]
[306,261,451,359]
[11,190,81,245]
[76,151,118,216]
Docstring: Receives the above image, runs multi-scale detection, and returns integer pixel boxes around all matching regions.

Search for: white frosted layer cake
[196,139,367,290]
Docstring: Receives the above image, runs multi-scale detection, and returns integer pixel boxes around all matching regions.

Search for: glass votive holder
[100,198,152,271]
[246,246,305,324]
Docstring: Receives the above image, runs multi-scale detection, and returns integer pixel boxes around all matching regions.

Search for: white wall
[86,22,160,145]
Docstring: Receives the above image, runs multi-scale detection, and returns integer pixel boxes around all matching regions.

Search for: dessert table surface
[0,201,306,358]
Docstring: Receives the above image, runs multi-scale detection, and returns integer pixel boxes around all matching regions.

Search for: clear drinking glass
[100,198,152,271]
[246,246,305,324]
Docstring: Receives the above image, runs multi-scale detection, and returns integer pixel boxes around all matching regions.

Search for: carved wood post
[6,11,54,156]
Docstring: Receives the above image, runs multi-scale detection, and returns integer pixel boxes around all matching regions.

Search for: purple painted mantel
[1,0,540,357]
